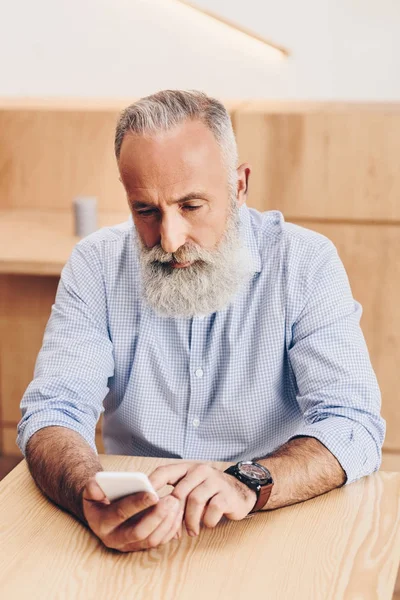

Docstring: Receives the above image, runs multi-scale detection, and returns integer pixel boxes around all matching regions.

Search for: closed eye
[136,208,158,216]
[182,205,202,211]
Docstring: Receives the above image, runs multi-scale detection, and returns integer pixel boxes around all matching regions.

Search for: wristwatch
[225,461,274,513]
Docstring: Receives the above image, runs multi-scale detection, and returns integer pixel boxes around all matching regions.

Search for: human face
[118,119,248,265]
[118,119,252,318]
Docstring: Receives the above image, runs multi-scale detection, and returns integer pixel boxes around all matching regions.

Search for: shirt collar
[239,204,262,273]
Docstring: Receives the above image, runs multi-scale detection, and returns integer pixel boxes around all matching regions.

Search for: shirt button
[195,368,204,378]
[193,417,200,428]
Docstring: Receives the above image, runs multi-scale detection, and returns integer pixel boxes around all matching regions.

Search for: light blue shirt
[17,205,385,483]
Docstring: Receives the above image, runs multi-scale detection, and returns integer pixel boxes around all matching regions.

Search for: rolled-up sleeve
[17,240,114,455]
[287,239,385,484]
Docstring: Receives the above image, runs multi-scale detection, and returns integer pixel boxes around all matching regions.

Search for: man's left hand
[149,463,257,537]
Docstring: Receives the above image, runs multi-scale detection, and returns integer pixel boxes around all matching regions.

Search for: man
[18,90,385,553]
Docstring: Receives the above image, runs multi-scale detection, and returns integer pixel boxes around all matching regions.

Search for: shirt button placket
[186,317,206,457]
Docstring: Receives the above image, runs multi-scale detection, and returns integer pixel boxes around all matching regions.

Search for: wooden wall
[0,99,245,213]
[0,103,126,213]
[235,101,400,220]
[0,99,245,456]
[1,100,399,473]
[235,102,400,471]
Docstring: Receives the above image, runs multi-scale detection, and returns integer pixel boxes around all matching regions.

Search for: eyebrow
[131,192,211,209]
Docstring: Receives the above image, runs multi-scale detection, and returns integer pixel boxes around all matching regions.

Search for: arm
[25,426,102,523]
[257,239,382,507]
[26,425,182,551]
[257,436,345,510]
[17,242,114,457]
[150,238,384,533]
[149,436,345,536]
[285,238,385,485]
[20,242,182,551]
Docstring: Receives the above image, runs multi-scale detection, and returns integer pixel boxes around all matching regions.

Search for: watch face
[238,462,271,483]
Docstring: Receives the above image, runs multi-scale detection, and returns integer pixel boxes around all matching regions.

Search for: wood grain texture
[0,100,245,213]
[0,274,59,424]
[1,425,20,457]
[0,457,399,600]
[0,210,130,275]
[236,102,400,220]
[293,221,400,451]
[0,456,22,480]
[0,98,246,112]
[0,109,125,211]
[382,452,400,473]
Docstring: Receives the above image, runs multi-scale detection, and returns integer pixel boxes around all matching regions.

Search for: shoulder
[63,218,136,286]
[76,219,133,251]
[250,208,332,252]
[249,209,338,272]
[250,209,344,306]
[71,218,134,263]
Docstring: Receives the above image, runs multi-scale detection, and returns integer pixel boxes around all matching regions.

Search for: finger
[172,464,215,502]
[144,504,182,549]
[98,491,159,533]
[82,477,110,504]
[149,463,191,491]
[184,480,220,536]
[161,508,184,545]
[115,495,180,550]
[202,493,226,529]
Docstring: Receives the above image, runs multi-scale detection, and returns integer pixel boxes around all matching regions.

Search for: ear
[236,162,251,207]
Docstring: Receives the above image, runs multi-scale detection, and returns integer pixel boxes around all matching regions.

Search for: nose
[160,213,187,254]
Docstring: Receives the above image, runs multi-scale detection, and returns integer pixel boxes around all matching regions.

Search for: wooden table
[1,456,400,600]
[0,209,129,275]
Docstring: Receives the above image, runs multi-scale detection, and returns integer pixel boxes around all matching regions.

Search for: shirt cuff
[288,416,381,484]
[17,417,98,457]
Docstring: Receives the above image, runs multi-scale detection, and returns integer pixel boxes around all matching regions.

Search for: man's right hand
[82,477,183,552]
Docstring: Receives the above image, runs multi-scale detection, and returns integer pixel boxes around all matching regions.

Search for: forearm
[25,426,102,523]
[258,437,346,510]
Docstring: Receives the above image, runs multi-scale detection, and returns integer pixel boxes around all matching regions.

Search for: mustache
[141,243,218,266]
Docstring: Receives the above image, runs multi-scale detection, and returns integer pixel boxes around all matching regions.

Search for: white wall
[0,0,399,100]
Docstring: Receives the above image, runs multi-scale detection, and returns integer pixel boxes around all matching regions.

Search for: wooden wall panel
[2,426,19,457]
[1,101,399,463]
[0,275,59,424]
[236,103,400,220]
[0,100,244,213]
[0,109,126,212]
[294,221,400,451]
[382,452,400,472]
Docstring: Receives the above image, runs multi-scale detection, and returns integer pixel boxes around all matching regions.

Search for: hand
[82,476,183,552]
[149,463,257,537]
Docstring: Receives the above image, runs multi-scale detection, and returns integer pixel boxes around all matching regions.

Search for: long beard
[135,204,254,318]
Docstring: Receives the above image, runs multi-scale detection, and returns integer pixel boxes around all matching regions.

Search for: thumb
[83,476,111,505]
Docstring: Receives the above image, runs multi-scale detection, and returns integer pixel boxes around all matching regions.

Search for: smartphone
[95,471,159,502]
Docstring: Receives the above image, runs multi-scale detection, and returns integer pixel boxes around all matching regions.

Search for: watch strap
[250,482,273,513]
[224,464,274,513]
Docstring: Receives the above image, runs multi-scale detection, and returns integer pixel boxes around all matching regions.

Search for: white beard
[135,204,254,318]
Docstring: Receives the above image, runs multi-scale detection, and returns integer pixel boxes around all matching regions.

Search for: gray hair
[114,90,238,181]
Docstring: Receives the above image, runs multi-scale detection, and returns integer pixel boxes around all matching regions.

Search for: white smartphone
[95,471,159,502]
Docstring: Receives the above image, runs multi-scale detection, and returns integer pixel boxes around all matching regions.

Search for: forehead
[118,119,226,192]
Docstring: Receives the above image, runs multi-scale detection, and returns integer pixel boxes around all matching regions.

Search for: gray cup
[73,196,98,238]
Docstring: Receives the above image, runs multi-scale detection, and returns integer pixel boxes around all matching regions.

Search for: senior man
[18,90,385,552]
